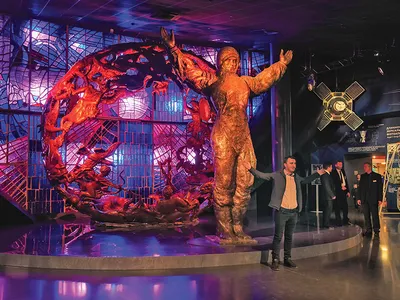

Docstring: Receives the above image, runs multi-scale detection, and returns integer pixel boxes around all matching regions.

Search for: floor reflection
[0,214,362,258]
[0,217,398,300]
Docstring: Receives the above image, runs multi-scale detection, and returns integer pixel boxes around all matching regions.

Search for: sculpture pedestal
[94,219,200,231]
[205,235,258,246]
[0,215,362,271]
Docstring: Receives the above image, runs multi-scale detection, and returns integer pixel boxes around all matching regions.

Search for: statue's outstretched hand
[243,161,252,171]
[161,27,175,48]
[279,49,293,65]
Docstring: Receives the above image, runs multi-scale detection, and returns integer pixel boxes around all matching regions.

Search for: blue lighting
[165,100,182,113]
[163,95,183,113]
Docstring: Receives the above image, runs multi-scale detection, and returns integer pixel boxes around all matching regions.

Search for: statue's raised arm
[243,49,293,95]
[160,27,293,246]
[161,27,217,95]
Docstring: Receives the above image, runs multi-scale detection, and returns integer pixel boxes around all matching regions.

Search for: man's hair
[364,162,372,167]
[335,159,343,164]
[284,155,296,163]
[323,162,332,170]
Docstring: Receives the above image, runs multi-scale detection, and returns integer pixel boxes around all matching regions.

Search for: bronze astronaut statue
[161,28,293,244]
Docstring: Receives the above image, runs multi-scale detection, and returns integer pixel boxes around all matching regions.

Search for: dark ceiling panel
[0,0,398,56]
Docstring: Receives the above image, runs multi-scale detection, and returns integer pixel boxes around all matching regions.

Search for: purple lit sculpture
[42,42,214,225]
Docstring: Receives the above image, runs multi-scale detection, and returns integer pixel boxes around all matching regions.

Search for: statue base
[205,235,258,246]
[94,219,199,232]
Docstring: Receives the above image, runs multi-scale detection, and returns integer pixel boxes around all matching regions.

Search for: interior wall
[344,154,373,185]
[372,156,386,175]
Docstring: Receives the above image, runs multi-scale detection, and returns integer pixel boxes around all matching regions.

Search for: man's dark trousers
[272,208,298,260]
[323,200,333,227]
[363,201,380,233]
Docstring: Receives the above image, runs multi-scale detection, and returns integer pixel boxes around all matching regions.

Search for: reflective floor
[0,216,399,300]
[0,214,360,257]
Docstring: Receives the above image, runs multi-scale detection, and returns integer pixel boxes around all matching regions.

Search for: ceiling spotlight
[378,66,384,76]
[307,73,316,91]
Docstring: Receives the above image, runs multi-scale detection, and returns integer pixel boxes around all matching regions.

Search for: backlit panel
[0,13,268,215]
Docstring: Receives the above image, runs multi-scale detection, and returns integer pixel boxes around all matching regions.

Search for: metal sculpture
[42,42,214,225]
[176,95,214,185]
[313,81,365,131]
[161,27,293,244]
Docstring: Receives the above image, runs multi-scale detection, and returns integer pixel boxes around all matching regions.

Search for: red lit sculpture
[42,42,215,225]
[176,95,214,185]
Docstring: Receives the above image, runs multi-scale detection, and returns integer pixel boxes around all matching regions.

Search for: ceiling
[1,0,400,56]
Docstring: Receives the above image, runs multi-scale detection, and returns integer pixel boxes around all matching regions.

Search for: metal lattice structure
[0,14,270,215]
[381,142,400,214]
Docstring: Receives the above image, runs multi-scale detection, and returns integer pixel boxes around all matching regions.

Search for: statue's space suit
[162,29,290,244]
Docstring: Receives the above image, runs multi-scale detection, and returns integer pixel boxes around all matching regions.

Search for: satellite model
[313,81,365,131]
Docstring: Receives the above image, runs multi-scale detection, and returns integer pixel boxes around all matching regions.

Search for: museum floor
[0,212,399,300]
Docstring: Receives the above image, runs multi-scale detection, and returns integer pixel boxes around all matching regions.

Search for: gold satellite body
[314,81,365,131]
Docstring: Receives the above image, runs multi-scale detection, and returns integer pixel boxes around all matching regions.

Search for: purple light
[119,92,148,119]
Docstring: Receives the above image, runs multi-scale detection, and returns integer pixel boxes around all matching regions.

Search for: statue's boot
[214,206,238,245]
[232,206,257,244]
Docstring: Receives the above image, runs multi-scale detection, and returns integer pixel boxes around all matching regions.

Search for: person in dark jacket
[331,160,351,226]
[351,174,361,211]
[320,162,336,228]
[244,156,324,271]
[357,162,383,237]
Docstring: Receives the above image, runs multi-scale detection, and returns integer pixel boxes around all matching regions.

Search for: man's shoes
[363,230,372,237]
[283,259,297,268]
[270,259,280,271]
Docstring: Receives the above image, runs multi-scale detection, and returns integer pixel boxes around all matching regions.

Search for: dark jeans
[272,208,298,260]
[323,200,333,227]
[334,194,349,225]
[362,201,380,232]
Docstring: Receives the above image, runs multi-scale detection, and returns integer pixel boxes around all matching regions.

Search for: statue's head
[217,46,240,74]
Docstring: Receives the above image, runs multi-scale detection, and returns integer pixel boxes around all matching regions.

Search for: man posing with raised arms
[244,156,325,271]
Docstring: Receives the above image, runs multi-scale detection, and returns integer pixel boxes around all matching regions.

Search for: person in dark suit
[357,162,383,237]
[351,174,361,211]
[321,162,336,228]
[331,160,351,225]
